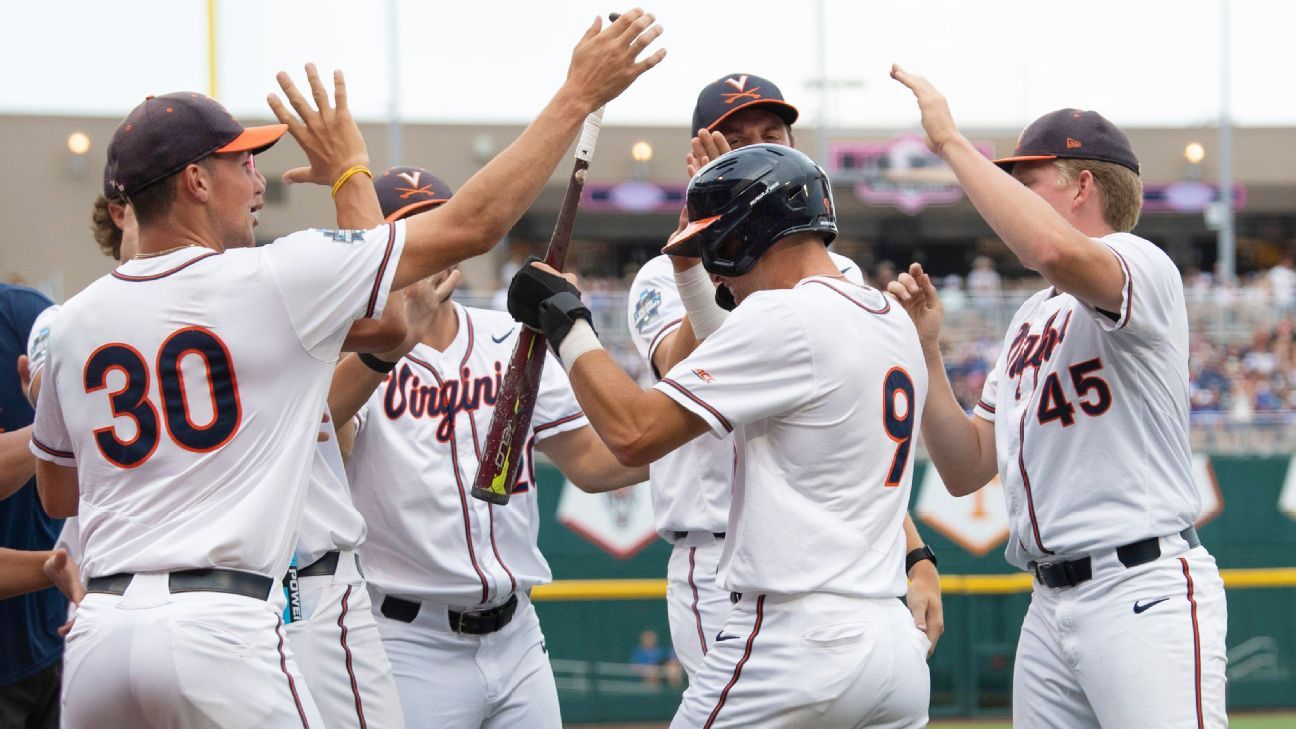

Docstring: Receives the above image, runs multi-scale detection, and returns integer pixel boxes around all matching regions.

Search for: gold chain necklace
[132,244,203,260]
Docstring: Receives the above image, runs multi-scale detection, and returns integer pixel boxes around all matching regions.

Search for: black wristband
[357,352,398,374]
[905,545,937,574]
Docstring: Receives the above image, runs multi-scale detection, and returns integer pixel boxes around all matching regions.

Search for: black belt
[1032,526,1201,589]
[381,594,519,635]
[283,551,341,586]
[86,568,275,600]
[672,531,726,541]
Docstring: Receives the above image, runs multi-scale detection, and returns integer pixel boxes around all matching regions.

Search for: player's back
[38,240,385,579]
[661,275,927,598]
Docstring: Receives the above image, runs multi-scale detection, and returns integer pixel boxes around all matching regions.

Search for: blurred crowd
[493,253,1296,428]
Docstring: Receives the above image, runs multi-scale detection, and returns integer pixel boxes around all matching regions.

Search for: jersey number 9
[883,367,915,487]
[84,327,242,468]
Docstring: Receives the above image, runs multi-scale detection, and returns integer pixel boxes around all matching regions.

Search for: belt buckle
[454,604,493,633]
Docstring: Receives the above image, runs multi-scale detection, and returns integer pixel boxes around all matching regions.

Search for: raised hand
[686,130,730,178]
[267,64,369,186]
[886,262,944,350]
[890,65,961,157]
[377,269,464,361]
[563,8,666,114]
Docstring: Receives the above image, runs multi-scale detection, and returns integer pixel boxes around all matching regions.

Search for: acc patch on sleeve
[634,288,662,334]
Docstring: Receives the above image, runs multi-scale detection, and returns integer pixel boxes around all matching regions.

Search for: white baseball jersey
[347,303,587,606]
[31,224,405,579]
[626,252,865,538]
[655,276,927,598]
[296,412,367,567]
[973,232,1197,570]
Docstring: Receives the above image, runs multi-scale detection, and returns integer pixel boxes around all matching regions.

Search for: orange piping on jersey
[112,251,221,281]
[363,225,398,318]
[660,378,732,432]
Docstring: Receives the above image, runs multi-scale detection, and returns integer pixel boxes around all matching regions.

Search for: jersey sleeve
[626,257,685,375]
[531,351,589,441]
[1079,233,1181,343]
[26,304,60,375]
[973,359,1000,422]
[653,294,815,437]
[30,344,75,466]
[261,222,406,357]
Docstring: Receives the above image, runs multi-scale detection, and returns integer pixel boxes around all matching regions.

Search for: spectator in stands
[966,255,1001,305]
[1267,255,1296,312]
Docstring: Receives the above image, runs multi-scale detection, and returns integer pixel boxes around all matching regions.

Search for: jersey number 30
[883,367,916,487]
[84,327,242,468]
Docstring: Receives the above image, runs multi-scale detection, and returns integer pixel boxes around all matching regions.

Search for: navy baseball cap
[691,73,799,135]
[106,92,287,197]
[994,108,1140,175]
[375,166,454,222]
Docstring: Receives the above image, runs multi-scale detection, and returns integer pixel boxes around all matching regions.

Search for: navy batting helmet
[664,144,836,277]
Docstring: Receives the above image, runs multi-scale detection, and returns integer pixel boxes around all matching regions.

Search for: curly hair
[91,194,123,260]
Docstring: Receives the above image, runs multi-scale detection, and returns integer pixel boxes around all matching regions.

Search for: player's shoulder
[1099,231,1176,269]
[627,254,674,292]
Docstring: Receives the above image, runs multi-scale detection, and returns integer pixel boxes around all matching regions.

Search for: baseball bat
[471,105,605,504]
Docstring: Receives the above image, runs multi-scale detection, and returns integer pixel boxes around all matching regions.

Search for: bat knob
[609,12,621,21]
[471,486,511,505]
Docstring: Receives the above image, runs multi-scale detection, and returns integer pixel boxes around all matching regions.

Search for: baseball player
[889,66,1227,728]
[29,15,664,727]
[512,143,931,728]
[324,165,647,729]
[28,127,407,729]
[626,72,942,679]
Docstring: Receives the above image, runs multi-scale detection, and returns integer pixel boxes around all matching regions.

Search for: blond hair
[1054,159,1143,232]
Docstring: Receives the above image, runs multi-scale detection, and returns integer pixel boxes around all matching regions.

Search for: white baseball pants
[666,536,732,680]
[286,552,403,729]
[61,573,323,728]
[369,590,560,729]
[672,592,930,728]
[1013,544,1228,728]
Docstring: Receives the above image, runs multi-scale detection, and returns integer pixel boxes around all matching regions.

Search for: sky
[1,0,1292,131]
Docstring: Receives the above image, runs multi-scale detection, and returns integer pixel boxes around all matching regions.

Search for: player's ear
[182,162,213,203]
[1073,168,1096,208]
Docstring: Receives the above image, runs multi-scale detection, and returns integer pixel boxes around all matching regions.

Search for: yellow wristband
[330,165,373,198]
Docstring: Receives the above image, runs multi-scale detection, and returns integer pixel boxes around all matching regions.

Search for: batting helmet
[664,144,836,277]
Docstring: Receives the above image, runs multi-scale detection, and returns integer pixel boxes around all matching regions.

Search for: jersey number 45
[84,327,241,468]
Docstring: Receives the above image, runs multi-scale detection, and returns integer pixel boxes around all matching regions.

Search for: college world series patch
[310,228,368,244]
[634,288,662,334]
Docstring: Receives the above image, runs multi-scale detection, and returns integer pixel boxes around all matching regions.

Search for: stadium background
[4,48,1296,726]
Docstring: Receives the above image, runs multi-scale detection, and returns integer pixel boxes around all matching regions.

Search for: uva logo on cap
[1066,138,1083,149]
[395,171,437,200]
[721,75,762,105]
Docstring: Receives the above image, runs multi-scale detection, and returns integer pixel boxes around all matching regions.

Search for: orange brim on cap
[384,199,449,223]
[661,215,722,256]
[706,100,799,132]
[216,124,288,155]
[991,153,1057,169]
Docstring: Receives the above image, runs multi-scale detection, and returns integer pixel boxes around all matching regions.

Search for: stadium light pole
[207,0,218,99]
[1217,0,1236,283]
[387,0,403,168]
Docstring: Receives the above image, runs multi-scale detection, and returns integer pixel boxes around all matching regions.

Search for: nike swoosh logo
[839,265,854,275]
[715,632,740,642]
[1133,597,1171,614]
[491,329,515,344]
